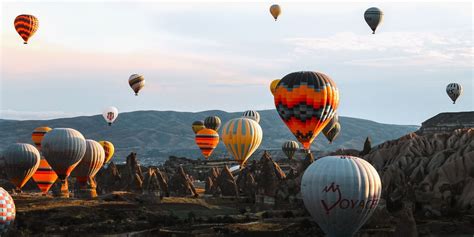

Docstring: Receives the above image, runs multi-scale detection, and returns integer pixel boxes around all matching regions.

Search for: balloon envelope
[192,120,206,134]
[269,4,281,20]
[31,126,58,193]
[31,126,52,151]
[282,141,299,160]
[98,141,115,165]
[270,79,280,96]
[0,187,15,234]
[204,116,221,131]
[323,122,341,144]
[72,140,105,183]
[221,117,263,166]
[446,83,462,104]
[129,74,145,96]
[195,129,220,158]
[14,14,39,44]
[242,110,260,123]
[301,155,382,237]
[364,7,383,34]
[274,71,339,150]
[3,143,40,189]
[41,128,87,180]
[103,106,118,126]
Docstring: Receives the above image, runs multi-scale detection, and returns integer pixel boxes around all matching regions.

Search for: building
[418,112,474,135]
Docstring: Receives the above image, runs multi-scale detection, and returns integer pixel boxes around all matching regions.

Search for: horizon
[1,1,473,125]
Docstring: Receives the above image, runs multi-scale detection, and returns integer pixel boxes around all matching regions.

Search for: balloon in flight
[195,128,220,158]
[31,126,58,194]
[269,4,281,21]
[2,143,40,190]
[282,141,299,160]
[129,74,145,96]
[274,71,339,150]
[98,141,115,165]
[323,122,341,144]
[301,155,382,237]
[446,83,462,104]
[221,117,263,166]
[204,116,221,131]
[242,110,260,123]
[364,7,383,34]
[192,120,206,134]
[103,106,118,126]
[270,79,280,96]
[14,14,39,44]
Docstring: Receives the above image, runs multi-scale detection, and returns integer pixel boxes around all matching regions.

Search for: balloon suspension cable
[108,123,112,126]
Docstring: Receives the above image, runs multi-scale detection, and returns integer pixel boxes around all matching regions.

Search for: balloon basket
[55,179,70,198]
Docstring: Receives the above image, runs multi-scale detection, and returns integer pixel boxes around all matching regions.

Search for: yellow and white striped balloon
[221,117,263,166]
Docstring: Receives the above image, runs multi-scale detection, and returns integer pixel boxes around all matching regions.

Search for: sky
[1,1,472,125]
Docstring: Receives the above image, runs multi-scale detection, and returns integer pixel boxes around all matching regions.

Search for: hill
[0,110,418,165]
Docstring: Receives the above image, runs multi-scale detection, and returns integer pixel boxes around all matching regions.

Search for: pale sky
[1,1,473,125]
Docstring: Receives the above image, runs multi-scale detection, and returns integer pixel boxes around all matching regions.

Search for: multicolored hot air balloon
[282,141,299,160]
[269,4,281,21]
[0,187,15,235]
[42,128,86,197]
[14,14,39,44]
[195,129,220,158]
[31,126,58,194]
[242,110,260,123]
[3,143,40,190]
[129,74,145,96]
[221,117,263,166]
[364,7,383,34]
[323,122,341,144]
[72,140,105,198]
[446,83,463,104]
[103,106,118,126]
[274,71,339,150]
[301,156,381,237]
[270,79,280,96]
[192,120,205,134]
[204,116,221,131]
[98,141,115,165]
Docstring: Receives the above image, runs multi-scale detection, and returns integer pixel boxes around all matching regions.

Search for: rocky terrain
[0,110,418,165]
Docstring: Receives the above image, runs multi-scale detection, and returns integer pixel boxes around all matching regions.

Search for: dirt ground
[4,192,474,237]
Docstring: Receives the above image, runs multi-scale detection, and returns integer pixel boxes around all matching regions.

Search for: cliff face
[364,128,474,215]
[418,111,474,135]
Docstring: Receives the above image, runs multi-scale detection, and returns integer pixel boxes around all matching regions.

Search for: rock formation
[168,166,199,197]
[215,166,239,197]
[123,152,144,193]
[360,136,372,156]
[236,160,258,199]
[256,151,286,197]
[205,167,220,195]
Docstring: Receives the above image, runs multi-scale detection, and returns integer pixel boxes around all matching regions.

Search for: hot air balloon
[42,128,86,197]
[301,155,382,237]
[204,116,221,131]
[2,143,40,190]
[242,110,260,123]
[195,129,220,158]
[31,126,58,194]
[446,83,463,104]
[364,7,383,34]
[72,140,105,198]
[221,117,263,166]
[103,106,118,126]
[129,74,145,96]
[98,141,115,165]
[274,71,339,151]
[322,113,339,135]
[282,141,299,160]
[192,120,205,134]
[14,14,39,44]
[0,187,15,235]
[270,79,280,96]
[323,122,341,144]
[269,4,281,21]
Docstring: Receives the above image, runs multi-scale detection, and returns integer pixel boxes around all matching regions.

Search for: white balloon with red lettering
[102,106,118,126]
[301,155,382,237]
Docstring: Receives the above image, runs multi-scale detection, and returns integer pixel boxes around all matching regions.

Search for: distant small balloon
[103,106,118,126]
[195,128,220,159]
[364,7,383,34]
[204,116,221,131]
[270,79,280,96]
[269,4,281,21]
[192,120,205,134]
[323,122,341,144]
[14,14,39,44]
[129,74,145,96]
[242,110,260,123]
[446,83,462,104]
[282,141,299,160]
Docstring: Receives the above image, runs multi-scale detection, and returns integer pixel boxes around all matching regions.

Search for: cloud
[284,32,473,67]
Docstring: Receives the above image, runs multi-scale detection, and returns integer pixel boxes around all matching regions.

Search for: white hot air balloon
[301,155,382,237]
[102,106,118,126]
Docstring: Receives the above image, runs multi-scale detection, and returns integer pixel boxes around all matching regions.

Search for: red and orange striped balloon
[31,127,58,194]
[195,129,219,158]
[14,14,39,44]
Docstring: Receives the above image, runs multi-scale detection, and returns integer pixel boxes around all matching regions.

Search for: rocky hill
[0,110,418,165]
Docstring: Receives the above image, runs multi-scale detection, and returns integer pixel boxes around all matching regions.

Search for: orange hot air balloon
[98,141,115,165]
[195,129,219,158]
[14,14,39,44]
[31,127,58,194]
[274,71,339,150]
